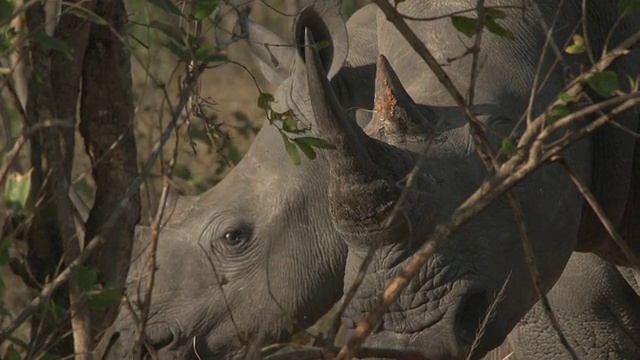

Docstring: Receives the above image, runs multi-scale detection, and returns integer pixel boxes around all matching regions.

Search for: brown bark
[25,0,93,286]
[24,1,95,356]
[79,0,140,332]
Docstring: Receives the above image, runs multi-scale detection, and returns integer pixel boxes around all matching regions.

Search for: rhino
[105,0,640,359]
[105,3,379,359]
[300,0,640,358]
[508,252,640,359]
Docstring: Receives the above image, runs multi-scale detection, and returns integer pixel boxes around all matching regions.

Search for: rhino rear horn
[366,55,435,143]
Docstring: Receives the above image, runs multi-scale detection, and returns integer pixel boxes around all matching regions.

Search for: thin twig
[467,274,509,359]
[506,191,578,360]
[557,158,640,266]
[467,0,486,106]
[0,120,74,185]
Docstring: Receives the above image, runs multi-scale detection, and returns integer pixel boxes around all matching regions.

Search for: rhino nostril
[455,291,489,346]
[142,326,178,358]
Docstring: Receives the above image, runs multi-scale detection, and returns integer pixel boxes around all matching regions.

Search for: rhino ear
[242,1,348,85]
[246,22,297,85]
[213,1,294,85]
[365,55,436,143]
[294,2,348,79]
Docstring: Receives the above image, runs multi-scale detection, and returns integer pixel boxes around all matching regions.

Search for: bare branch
[505,191,578,360]
[557,158,640,265]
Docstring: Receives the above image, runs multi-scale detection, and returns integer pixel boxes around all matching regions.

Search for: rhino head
[104,4,355,359]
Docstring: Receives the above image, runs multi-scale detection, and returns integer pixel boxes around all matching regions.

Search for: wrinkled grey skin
[508,253,640,359]
[301,1,640,359]
[105,4,380,359]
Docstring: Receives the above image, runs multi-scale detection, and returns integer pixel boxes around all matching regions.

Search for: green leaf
[71,265,98,292]
[281,116,298,132]
[40,297,66,324]
[164,39,189,61]
[451,16,478,38]
[293,138,317,160]
[0,0,14,21]
[501,137,515,155]
[32,33,72,59]
[149,20,184,43]
[547,104,570,124]
[585,70,620,97]
[315,40,330,50]
[484,17,514,39]
[257,93,274,110]
[485,7,507,20]
[620,0,640,16]
[193,46,227,63]
[173,163,191,180]
[87,288,121,309]
[227,145,242,165]
[4,169,31,213]
[558,92,576,103]
[627,75,637,91]
[0,277,5,298]
[147,0,183,16]
[67,6,108,25]
[282,135,301,165]
[565,34,586,54]
[284,313,295,333]
[40,354,62,360]
[7,336,27,350]
[4,345,21,360]
[296,136,336,150]
[0,237,13,266]
[191,0,218,20]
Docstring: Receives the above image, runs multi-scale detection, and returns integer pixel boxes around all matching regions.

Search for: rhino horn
[304,28,374,172]
[305,31,417,237]
[366,55,435,143]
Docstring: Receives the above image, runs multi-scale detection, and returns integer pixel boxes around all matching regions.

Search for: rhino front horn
[304,27,374,173]
[366,54,435,144]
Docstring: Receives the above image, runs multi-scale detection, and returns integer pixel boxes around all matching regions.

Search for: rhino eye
[223,230,246,246]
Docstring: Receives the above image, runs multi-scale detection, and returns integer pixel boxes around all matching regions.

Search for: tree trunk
[24,0,93,356]
[79,0,140,334]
